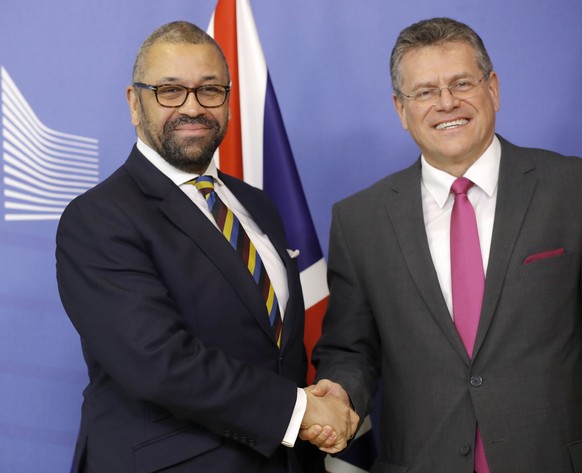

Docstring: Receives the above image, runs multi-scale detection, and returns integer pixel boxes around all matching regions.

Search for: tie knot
[451,177,474,196]
[193,175,215,198]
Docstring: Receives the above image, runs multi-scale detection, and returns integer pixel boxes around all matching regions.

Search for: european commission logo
[1,67,99,221]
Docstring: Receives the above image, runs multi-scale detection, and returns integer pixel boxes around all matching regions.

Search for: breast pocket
[517,248,571,281]
[500,250,579,339]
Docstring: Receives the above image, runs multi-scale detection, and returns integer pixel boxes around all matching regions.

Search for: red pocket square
[523,248,565,265]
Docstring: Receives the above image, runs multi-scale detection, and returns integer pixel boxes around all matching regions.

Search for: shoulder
[333,160,420,213]
[58,150,164,236]
[499,135,582,169]
[62,147,178,217]
[62,165,130,214]
[498,136,582,192]
[66,165,147,222]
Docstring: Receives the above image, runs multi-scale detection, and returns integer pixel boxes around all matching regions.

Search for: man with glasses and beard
[56,21,356,473]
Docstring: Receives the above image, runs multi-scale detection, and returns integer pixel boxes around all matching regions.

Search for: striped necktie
[192,175,282,347]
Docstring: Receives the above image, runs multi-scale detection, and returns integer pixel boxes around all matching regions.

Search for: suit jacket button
[249,439,256,447]
[470,375,483,387]
[224,430,231,438]
[460,442,471,455]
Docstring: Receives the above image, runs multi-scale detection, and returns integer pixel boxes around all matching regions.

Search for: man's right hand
[298,381,359,454]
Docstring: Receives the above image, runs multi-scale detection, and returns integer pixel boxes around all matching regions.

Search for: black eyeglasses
[133,82,231,108]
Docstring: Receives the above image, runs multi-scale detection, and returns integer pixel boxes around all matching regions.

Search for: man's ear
[392,93,409,130]
[126,85,141,127]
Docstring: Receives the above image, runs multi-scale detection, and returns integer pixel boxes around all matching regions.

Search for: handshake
[299,379,360,454]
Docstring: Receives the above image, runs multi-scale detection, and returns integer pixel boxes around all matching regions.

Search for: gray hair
[132,21,230,83]
[390,17,493,94]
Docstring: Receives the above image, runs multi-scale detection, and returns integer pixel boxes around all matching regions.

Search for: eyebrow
[410,72,476,90]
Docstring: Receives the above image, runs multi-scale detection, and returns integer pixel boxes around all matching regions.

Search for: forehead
[142,42,228,83]
[399,42,480,86]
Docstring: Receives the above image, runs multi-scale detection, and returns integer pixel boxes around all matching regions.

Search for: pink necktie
[450,177,489,473]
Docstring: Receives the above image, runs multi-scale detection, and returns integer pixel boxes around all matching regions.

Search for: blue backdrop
[1,1,581,471]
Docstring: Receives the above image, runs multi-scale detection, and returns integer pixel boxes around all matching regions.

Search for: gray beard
[160,132,222,174]
[140,108,227,174]
[159,115,226,174]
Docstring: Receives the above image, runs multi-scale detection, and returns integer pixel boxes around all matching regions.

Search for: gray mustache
[165,116,220,132]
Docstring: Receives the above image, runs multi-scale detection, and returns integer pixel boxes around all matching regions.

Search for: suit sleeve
[312,203,381,417]
[55,191,297,458]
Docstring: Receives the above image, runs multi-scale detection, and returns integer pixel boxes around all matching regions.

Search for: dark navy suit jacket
[57,146,323,473]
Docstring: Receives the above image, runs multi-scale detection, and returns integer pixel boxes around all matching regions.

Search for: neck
[424,156,478,178]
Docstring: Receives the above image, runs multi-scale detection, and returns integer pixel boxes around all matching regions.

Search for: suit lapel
[388,140,538,362]
[473,137,537,357]
[124,149,276,344]
[385,161,470,362]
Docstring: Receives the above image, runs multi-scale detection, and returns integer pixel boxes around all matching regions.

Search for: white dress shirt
[421,135,501,318]
[136,139,306,447]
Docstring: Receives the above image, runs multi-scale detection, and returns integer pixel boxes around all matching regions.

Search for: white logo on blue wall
[1,67,99,221]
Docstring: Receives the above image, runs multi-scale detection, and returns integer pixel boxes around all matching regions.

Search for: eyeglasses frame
[395,72,491,104]
[132,82,231,109]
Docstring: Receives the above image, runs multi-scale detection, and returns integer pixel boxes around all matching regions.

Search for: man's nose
[179,90,206,115]
[434,86,458,110]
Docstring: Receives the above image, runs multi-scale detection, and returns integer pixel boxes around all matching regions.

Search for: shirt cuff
[281,388,307,447]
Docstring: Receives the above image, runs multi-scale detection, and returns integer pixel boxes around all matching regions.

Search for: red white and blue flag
[208,1,375,471]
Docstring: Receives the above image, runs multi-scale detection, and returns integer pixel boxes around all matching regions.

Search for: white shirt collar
[421,135,501,208]
[136,138,221,186]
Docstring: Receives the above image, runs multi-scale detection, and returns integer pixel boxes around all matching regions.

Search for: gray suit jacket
[313,136,582,473]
